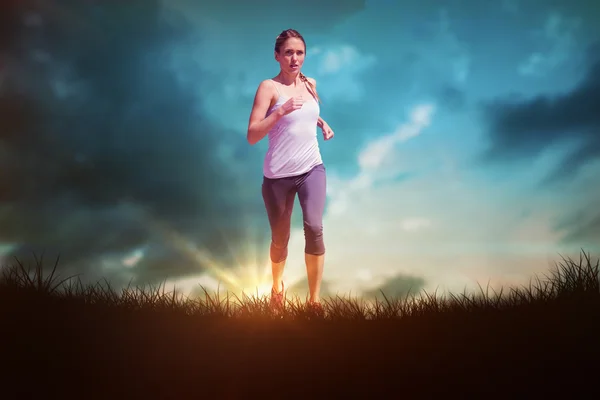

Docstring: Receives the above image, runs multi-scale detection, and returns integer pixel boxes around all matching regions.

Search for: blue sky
[1,0,599,300]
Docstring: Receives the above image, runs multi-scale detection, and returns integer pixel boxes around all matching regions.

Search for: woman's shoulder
[255,79,278,98]
[258,78,277,88]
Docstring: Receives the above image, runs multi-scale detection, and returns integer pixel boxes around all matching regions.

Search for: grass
[1,249,599,398]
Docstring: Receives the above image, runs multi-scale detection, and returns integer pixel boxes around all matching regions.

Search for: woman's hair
[274,29,321,103]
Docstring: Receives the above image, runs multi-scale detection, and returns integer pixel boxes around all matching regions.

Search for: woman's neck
[277,71,301,86]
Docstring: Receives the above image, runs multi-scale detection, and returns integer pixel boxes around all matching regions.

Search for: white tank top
[262,80,323,179]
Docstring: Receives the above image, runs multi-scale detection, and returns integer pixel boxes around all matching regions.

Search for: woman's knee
[303,222,325,255]
[270,238,289,263]
[303,221,323,238]
[270,227,291,261]
[270,245,288,263]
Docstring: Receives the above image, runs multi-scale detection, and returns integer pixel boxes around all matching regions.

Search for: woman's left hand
[322,123,334,141]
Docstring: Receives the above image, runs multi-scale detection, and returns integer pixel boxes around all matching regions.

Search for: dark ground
[1,290,599,399]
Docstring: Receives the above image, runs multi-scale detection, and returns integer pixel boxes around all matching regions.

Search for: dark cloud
[478,43,600,249]
[0,1,274,287]
[363,273,426,300]
[560,215,600,247]
[438,85,467,111]
[553,189,600,248]
[169,0,366,32]
[477,44,600,183]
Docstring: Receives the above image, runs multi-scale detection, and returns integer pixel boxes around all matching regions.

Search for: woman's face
[275,37,306,74]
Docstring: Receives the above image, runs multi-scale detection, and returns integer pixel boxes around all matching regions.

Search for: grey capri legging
[261,163,326,263]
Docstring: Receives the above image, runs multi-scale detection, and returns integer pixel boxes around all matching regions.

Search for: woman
[247,29,334,314]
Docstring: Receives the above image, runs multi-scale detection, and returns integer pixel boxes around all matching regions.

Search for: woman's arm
[247,80,283,145]
[309,78,327,129]
[309,77,334,140]
[317,116,326,129]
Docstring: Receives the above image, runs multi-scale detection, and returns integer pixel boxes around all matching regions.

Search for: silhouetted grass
[2,250,598,320]
[1,249,599,398]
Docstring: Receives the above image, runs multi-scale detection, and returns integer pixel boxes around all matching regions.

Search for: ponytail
[299,72,321,104]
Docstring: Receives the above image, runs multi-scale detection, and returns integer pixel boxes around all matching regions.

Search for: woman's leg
[296,164,327,303]
[262,176,296,295]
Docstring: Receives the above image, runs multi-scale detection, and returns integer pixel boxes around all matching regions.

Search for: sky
[1,0,599,301]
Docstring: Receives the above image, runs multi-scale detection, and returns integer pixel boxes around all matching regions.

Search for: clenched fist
[278,95,305,116]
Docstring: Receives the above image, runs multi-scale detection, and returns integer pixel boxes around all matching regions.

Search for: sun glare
[144,217,305,299]
[229,262,274,298]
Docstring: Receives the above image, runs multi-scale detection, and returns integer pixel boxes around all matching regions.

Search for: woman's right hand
[278,96,305,116]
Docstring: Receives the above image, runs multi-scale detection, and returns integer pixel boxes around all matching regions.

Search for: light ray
[141,215,306,299]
